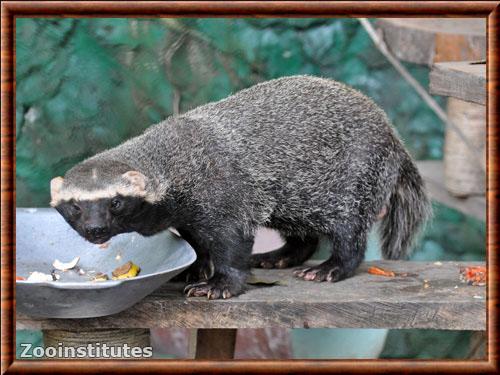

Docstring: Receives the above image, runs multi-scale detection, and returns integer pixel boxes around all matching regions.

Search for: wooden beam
[417,160,485,221]
[429,61,486,105]
[17,261,486,331]
[376,19,486,66]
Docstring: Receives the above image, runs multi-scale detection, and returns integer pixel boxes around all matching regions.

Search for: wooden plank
[16,261,485,331]
[417,160,486,221]
[429,61,486,105]
[377,19,486,66]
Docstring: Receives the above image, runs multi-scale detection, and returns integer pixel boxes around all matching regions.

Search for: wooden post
[194,329,237,360]
[187,329,198,359]
[443,98,486,197]
[467,331,486,359]
[376,19,485,67]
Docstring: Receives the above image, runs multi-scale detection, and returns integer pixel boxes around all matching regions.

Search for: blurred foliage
[16,18,445,206]
[15,18,484,359]
[411,202,485,262]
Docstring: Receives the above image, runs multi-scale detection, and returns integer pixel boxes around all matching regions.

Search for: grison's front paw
[183,273,245,299]
[172,257,214,283]
[293,264,346,282]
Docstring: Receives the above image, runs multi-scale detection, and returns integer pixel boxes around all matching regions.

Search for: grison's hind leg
[251,235,319,269]
[294,228,367,282]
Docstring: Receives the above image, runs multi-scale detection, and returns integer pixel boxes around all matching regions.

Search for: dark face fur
[55,195,171,244]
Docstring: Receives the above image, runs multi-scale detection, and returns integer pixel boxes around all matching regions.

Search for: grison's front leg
[181,223,253,299]
[171,228,213,283]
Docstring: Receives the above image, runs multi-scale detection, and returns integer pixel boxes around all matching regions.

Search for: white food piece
[52,256,80,271]
[27,272,54,282]
[168,228,181,238]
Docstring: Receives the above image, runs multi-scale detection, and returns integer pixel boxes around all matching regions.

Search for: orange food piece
[460,266,486,286]
[368,266,396,277]
[16,276,26,281]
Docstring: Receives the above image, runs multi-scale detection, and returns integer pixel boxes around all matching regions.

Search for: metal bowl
[16,208,196,318]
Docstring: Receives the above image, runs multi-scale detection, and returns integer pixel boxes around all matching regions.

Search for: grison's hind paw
[293,265,345,282]
[183,274,244,299]
[251,236,318,269]
[250,252,295,269]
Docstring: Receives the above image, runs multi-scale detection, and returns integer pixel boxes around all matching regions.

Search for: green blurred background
[15,18,485,359]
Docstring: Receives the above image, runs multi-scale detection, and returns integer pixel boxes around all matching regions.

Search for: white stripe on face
[50,185,152,206]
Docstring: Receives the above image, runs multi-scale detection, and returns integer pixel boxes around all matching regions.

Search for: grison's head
[50,160,157,244]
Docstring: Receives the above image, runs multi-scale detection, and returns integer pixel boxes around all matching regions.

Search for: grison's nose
[85,225,108,237]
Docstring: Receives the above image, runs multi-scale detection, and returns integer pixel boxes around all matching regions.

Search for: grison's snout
[80,200,112,243]
[84,225,109,238]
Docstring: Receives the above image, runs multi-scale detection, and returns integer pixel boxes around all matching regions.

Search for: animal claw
[326,267,340,282]
[293,267,310,278]
[184,277,239,299]
[303,269,319,281]
[295,265,343,283]
[260,261,274,269]
[276,259,288,269]
[207,289,221,299]
[183,281,207,294]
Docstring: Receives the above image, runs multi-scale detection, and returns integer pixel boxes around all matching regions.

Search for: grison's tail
[379,155,432,260]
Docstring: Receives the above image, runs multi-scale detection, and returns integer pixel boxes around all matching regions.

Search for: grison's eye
[71,203,81,213]
[110,198,122,211]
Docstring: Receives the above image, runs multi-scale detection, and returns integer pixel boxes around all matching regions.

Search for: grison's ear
[50,177,64,202]
[122,171,147,194]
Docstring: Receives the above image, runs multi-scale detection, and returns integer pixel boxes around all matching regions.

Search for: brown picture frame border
[1,1,498,373]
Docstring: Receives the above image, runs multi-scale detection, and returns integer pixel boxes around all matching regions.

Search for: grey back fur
[61,75,431,259]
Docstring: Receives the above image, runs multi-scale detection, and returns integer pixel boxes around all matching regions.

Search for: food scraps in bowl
[18,255,141,283]
[53,256,80,271]
[112,261,141,280]
[26,271,55,282]
[91,272,109,282]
